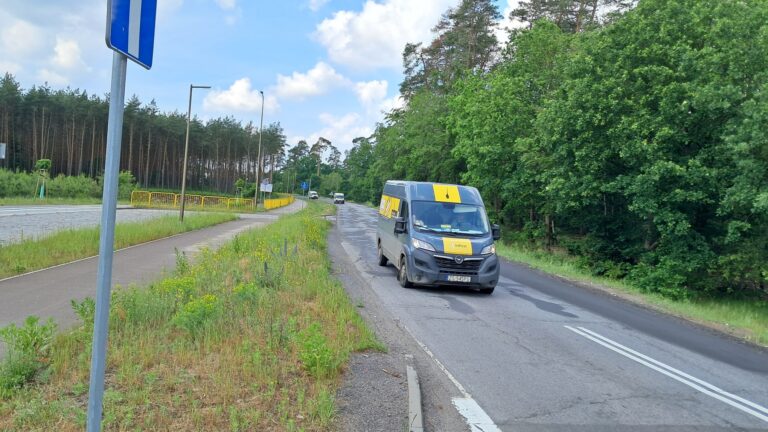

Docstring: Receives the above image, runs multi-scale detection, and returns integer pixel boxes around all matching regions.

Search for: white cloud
[290,112,374,153]
[379,94,405,113]
[158,0,184,21]
[308,0,330,12]
[1,19,45,56]
[38,68,69,86]
[274,62,349,100]
[51,37,87,70]
[495,0,526,45]
[313,0,457,70]
[215,0,237,11]
[354,80,388,107]
[203,78,280,114]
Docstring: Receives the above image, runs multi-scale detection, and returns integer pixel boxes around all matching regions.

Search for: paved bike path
[0,200,305,357]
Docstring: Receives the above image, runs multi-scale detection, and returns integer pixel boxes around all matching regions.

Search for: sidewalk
[0,199,306,357]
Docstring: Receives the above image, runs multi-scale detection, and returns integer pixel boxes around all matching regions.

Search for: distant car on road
[334,193,345,204]
[308,191,319,199]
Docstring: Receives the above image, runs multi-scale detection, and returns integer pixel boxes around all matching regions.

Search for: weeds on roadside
[0,317,57,396]
[0,202,381,431]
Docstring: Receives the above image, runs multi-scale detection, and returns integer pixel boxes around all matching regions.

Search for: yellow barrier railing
[130,190,295,211]
[264,195,295,210]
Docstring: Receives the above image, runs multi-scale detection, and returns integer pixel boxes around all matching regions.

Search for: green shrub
[47,174,100,198]
[172,294,221,336]
[71,298,95,329]
[0,316,57,393]
[0,352,38,395]
[297,323,337,379]
[118,170,136,200]
[0,169,36,197]
[0,316,57,359]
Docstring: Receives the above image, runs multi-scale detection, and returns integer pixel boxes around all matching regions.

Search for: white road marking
[399,322,501,431]
[565,325,768,424]
[453,398,503,432]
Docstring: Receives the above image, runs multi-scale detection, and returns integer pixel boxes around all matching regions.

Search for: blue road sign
[301,181,308,190]
[106,0,157,69]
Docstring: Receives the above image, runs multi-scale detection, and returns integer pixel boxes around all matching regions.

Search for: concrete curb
[407,364,424,432]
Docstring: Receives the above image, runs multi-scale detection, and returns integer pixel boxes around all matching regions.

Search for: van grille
[435,256,483,275]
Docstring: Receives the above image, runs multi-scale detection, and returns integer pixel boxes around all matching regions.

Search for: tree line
[0,76,287,194]
[333,0,768,299]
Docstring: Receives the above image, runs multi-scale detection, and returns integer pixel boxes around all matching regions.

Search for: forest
[2,0,766,299]
[0,77,288,194]
[331,0,768,299]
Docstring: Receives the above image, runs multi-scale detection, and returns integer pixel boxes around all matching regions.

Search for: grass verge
[496,243,768,347]
[0,202,381,431]
[0,213,237,279]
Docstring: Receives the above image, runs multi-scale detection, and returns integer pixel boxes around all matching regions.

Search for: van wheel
[377,243,388,266]
[398,256,413,288]
[480,287,495,295]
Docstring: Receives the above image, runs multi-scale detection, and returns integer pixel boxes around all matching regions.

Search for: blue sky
[0,0,519,154]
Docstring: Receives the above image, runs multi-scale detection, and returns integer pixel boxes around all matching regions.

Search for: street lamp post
[179,84,210,221]
[255,90,264,205]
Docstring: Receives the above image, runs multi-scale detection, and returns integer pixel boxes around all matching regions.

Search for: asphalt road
[331,202,768,431]
[0,201,305,358]
[0,205,177,246]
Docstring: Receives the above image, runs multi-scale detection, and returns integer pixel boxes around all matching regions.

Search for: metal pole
[179,84,210,221]
[255,90,264,205]
[86,51,127,432]
[179,85,193,222]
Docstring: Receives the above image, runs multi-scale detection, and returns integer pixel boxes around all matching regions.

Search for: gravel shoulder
[328,224,469,432]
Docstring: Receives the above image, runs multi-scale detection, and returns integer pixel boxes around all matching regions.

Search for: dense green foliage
[333,0,768,298]
[0,169,135,199]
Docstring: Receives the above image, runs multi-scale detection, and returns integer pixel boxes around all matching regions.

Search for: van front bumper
[408,249,499,289]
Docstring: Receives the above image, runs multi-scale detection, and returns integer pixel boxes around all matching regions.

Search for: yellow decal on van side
[442,238,472,255]
[379,195,400,219]
[433,184,461,203]
[388,197,400,218]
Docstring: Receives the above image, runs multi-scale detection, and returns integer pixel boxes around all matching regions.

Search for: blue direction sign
[301,181,308,191]
[106,0,157,69]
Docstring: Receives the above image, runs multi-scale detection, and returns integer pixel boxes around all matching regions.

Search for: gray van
[376,181,501,294]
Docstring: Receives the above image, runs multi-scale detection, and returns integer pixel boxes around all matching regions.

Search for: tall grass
[0,203,381,431]
[0,213,237,278]
[497,243,768,347]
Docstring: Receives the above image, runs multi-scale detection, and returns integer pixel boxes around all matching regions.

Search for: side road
[0,200,305,357]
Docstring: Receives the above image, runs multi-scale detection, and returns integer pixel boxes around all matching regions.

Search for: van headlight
[412,238,436,252]
[480,244,496,255]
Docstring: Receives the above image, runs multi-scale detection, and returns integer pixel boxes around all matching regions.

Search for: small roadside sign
[0,143,6,159]
[106,0,157,69]
[301,181,308,190]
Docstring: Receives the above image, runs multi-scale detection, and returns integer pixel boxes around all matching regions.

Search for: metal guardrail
[130,190,256,210]
[263,195,295,210]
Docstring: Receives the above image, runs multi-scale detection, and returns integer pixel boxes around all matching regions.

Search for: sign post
[87,2,156,432]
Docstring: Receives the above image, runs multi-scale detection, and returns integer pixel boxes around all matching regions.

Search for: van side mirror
[492,224,501,241]
[394,217,407,234]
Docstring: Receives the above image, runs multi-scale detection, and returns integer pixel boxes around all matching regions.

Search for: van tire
[377,243,388,266]
[480,287,494,294]
[398,256,413,288]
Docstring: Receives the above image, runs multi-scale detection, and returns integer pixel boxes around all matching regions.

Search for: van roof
[384,181,483,206]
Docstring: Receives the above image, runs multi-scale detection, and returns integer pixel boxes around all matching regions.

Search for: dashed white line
[565,325,768,424]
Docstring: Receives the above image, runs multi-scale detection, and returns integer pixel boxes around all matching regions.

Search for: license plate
[446,275,471,283]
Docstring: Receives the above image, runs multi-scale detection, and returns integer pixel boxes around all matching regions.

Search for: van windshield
[411,201,489,236]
